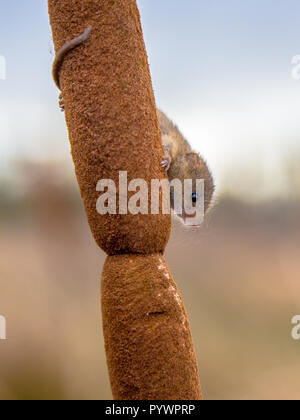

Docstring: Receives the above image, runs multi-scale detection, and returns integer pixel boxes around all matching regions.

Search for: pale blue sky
[1,1,300,198]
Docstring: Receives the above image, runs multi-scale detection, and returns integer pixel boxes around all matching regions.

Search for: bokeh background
[1,0,300,400]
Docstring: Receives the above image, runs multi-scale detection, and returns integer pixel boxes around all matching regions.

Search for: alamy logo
[0,315,6,340]
[96,171,205,226]
[0,55,6,80]
[291,55,300,80]
[291,315,300,340]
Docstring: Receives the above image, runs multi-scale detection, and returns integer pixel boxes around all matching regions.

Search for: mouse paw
[58,93,65,112]
[161,155,171,171]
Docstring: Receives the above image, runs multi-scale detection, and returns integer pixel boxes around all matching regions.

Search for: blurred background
[0,0,300,400]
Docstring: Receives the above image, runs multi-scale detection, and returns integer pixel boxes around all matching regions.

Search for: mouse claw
[58,93,65,112]
[161,155,171,172]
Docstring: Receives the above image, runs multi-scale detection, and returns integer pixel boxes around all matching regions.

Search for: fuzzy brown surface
[157,110,215,213]
[48,0,171,255]
[101,254,202,400]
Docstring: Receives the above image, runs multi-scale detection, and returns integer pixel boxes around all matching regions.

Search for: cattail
[48,0,202,400]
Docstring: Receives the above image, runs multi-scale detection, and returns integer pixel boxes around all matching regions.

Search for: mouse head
[168,152,215,226]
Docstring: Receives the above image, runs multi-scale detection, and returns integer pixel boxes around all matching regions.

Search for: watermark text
[0,55,6,80]
[96,171,205,226]
[0,315,6,340]
[291,55,300,80]
[291,315,300,340]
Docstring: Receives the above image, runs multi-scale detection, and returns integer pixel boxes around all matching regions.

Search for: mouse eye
[191,193,197,204]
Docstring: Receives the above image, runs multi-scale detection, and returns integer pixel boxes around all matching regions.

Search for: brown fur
[157,110,215,214]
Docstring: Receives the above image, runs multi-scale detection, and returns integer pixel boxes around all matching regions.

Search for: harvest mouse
[52,26,215,225]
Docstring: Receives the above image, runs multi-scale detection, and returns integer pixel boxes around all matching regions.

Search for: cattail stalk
[48,0,202,400]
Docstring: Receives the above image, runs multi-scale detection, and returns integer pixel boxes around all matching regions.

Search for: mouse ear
[186,152,200,165]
